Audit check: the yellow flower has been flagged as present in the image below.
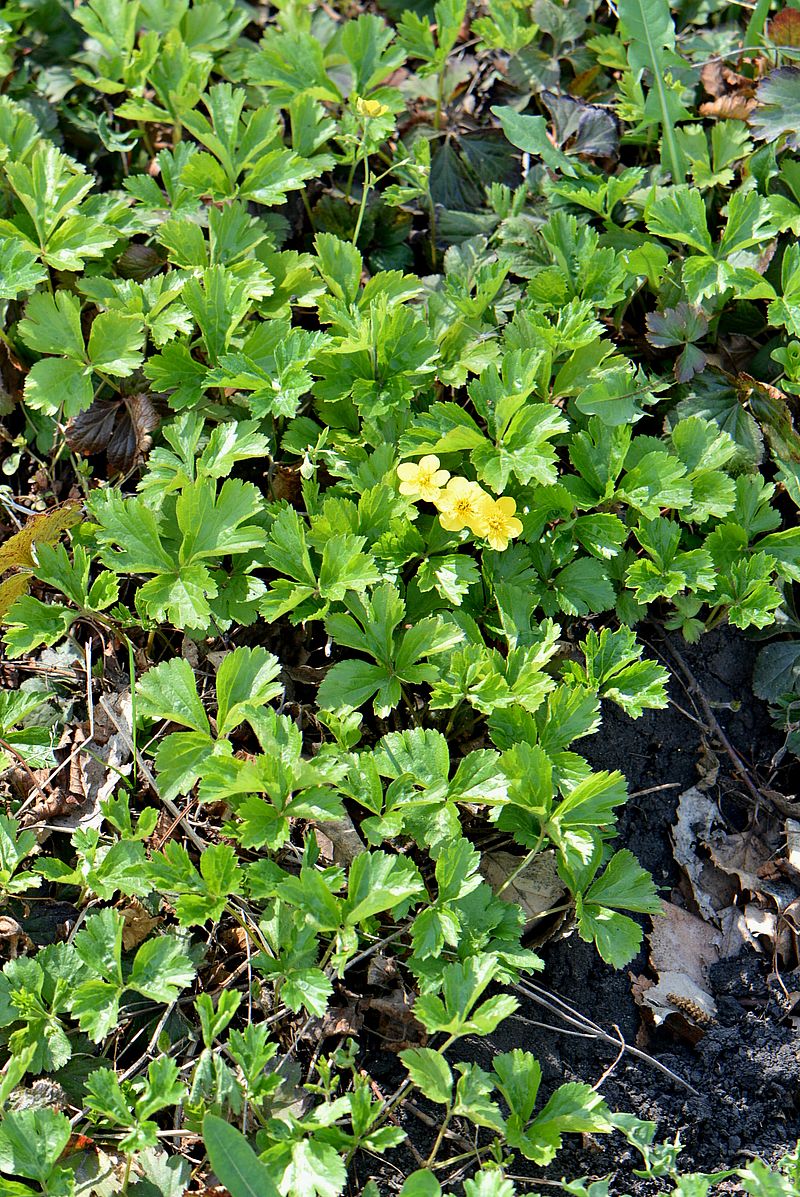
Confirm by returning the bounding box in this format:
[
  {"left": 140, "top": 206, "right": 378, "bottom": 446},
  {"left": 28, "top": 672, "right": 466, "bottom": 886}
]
[
  {"left": 435, "top": 477, "right": 490, "bottom": 534},
  {"left": 397, "top": 455, "right": 450, "bottom": 502},
  {"left": 476, "top": 494, "right": 523, "bottom": 551},
  {"left": 355, "top": 97, "right": 390, "bottom": 119}
]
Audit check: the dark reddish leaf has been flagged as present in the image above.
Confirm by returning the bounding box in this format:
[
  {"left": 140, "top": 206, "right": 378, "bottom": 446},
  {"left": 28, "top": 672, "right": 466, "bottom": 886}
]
[
  {"left": 66, "top": 393, "right": 159, "bottom": 474},
  {"left": 116, "top": 243, "right": 165, "bottom": 280},
  {"left": 769, "top": 8, "right": 800, "bottom": 49}
]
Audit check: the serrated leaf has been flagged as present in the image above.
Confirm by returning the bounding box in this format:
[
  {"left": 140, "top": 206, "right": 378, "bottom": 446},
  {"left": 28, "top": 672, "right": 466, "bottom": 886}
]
[
  {"left": 137, "top": 657, "right": 210, "bottom": 734},
  {"left": 399, "top": 1047, "right": 453, "bottom": 1104}
]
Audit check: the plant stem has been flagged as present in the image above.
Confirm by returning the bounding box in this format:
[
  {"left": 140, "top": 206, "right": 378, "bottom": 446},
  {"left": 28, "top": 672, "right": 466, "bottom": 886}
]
[
  {"left": 121, "top": 1153, "right": 133, "bottom": 1194},
  {"left": 495, "top": 832, "right": 546, "bottom": 896},
  {"left": 425, "top": 1106, "right": 452, "bottom": 1167},
  {"left": 352, "top": 153, "right": 370, "bottom": 245}
]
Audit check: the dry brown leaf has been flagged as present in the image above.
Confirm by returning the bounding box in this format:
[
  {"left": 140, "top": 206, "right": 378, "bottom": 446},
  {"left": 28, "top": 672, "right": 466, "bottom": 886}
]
[
  {"left": 671, "top": 786, "right": 735, "bottom": 920},
  {"left": 121, "top": 900, "right": 162, "bottom": 950},
  {"left": 367, "top": 989, "right": 427, "bottom": 1052},
  {"left": 706, "top": 827, "right": 796, "bottom": 910},
  {"left": 696, "top": 741, "right": 720, "bottom": 790},
  {"left": 700, "top": 94, "right": 758, "bottom": 121},
  {"left": 640, "top": 901, "right": 719, "bottom": 1032},
  {"left": 700, "top": 60, "right": 757, "bottom": 122},
  {"left": 314, "top": 813, "right": 365, "bottom": 866},
  {"left": 643, "top": 971, "right": 718, "bottom": 1031},
  {"left": 0, "top": 915, "right": 30, "bottom": 958},
  {"left": 480, "top": 847, "right": 567, "bottom": 936},
  {"left": 787, "top": 819, "right": 800, "bottom": 875},
  {"left": 648, "top": 900, "right": 720, "bottom": 984}
]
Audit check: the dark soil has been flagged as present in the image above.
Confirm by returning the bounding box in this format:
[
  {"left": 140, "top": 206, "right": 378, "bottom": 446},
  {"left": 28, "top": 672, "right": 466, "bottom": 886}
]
[{"left": 357, "top": 625, "right": 800, "bottom": 1192}]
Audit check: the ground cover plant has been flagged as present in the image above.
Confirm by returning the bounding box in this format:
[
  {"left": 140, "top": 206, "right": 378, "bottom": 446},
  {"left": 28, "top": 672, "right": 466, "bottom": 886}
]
[{"left": 1, "top": 0, "right": 800, "bottom": 1190}]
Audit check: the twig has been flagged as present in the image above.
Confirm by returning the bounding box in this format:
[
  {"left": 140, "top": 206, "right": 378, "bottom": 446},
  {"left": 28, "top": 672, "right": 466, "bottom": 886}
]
[
  {"left": 592, "top": 1023, "right": 626, "bottom": 1091},
  {"left": 514, "top": 980, "right": 700, "bottom": 1096},
  {"left": 627, "top": 782, "right": 683, "bottom": 799}
]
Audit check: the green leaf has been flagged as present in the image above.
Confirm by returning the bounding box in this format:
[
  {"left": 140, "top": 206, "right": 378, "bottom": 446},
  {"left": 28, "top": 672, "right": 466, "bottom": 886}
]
[
  {"left": 520, "top": 1082, "right": 612, "bottom": 1164},
  {"left": 582, "top": 849, "right": 661, "bottom": 914},
  {"left": 492, "top": 106, "right": 577, "bottom": 175},
  {"left": 24, "top": 356, "right": 93, "bottom": 418},
  {"left": 317, "top": 659, "right": 387, "bottom": 712},
  {"left": 751, "top": 67, "right": 800, "bottom": 149},
  {"left": 203, "top": 1114, "right": 281, "bottom": 1197},
  {"left": 18, "top": 290, "right": 86, "bottom": 359},
  {"left": 645, "top": 186, "right": 712, "bottom": 254},
  {"left": 399, "top": 1173, "right": 441, "bottom": 1197},
  {"left": 215, "top": 646, "right": 282, "bottom": 737},
  {"left": 87, "top": 311, "right": 146, "bottom": 376},
  {"left": 128, "top": 935, "right": 196, "bottom": 1003},
  {"left": 577, "top": 849, "right": 661, "bottom": 966},
  {"left": 137, "top": 657, "right": 210, "bottom": 734},
  {"left": 399, "top": 1047, "right": 453, "bottom": 1104},
  {"left": 0, "top": 237, "right": 47, "bottom": 300},
  {"left": 343, "top": 850, "right": 424, "bottom": 924},
  {"left": 617, "top": 0, "right": 688, "bottom": 182},
  {"left": 493, "top": 1049, "right": 541, "bottom": 1125},
  {"left": 577, "top": 905, "right": 644, "bottom": 968},
  {"left": 563, "top": 627, "right": 669, "bottom": 717},
  {"left": 0, "top": 1109, "right": 71, "bottom": 1183},
  {"left": 73, "top": 907, "right": 124, "bottom": 977},
  {"left": 2, "top": 596, "right": 77, "bottom": 659}
]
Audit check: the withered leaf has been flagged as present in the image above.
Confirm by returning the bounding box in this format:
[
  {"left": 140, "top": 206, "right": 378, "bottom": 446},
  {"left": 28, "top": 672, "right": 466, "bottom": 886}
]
[
  {"left": 769, "top": 8, "right": 800, "bottom": 49},
  {"left": 0, "top": 501, "right": 83, "bottom": 575},
  {"left": 66, "top": 393, "right": 158, "bottom": 474},
  {"left": 700, "top": 61, "right": 757, "bottom": 121},
  {"left": 0, "top": 571, "right": 32, "bottom": 619}
]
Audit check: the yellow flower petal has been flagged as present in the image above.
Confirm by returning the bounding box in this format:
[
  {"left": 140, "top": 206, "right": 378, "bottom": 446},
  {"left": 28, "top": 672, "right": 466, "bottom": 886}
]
[
  {"left": 477, "top": 493, "right": 523, "bottom": 551},
  {"left": 397, "top": 458, "right": 450, "bottom": 501},
  {"left": 435, "top": 477, "right": 489, "bottom": 532}
]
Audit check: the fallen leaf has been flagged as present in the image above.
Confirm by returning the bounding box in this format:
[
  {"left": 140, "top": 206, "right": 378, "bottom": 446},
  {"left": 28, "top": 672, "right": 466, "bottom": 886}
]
[
  {"left": 700, "top": 93, "right": 758, "bottom": 121},
  {"left": 120, "top": 900, "right": 162, "bottom": 950},
  {"left": 787, "top": 819, "right": 800, "bottom": 875},
  {"left": 671, "top": 786, "right": 735, "bottom": 920},
  {"left": 643, "top": 971, "right": 718, "bottom": 1034},
  {"left": 706, "top": 827, "right": 796, "bottom": 910},
  {"left": 639, "top": 901, "right": 720, "bottom": 1034},
  {"left": 314, "top": 813, "right": 365, "bottom": 866},
  {"left": 480, "top": 848, "right": 567, "bottom": 937},
  {"left": 700, "top": 61, "right": 757, "bottom": 121}
]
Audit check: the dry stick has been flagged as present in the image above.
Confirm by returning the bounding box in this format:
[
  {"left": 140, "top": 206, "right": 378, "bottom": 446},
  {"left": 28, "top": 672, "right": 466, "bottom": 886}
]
[
  {"left": 514, "top": 980, "right": 700, "bottom": 1097},
  {"left": 99, "top": 695, "right": 207, "bottom": 852},
  {"left": 659, "top": 638, "right": 765, "bottom": 811},
  {"left": 628, "top": 782, "right": 683, "bottom": 799},
  {"left": 592, "top": 1024, "right": 627, "bottom": 1091}
]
